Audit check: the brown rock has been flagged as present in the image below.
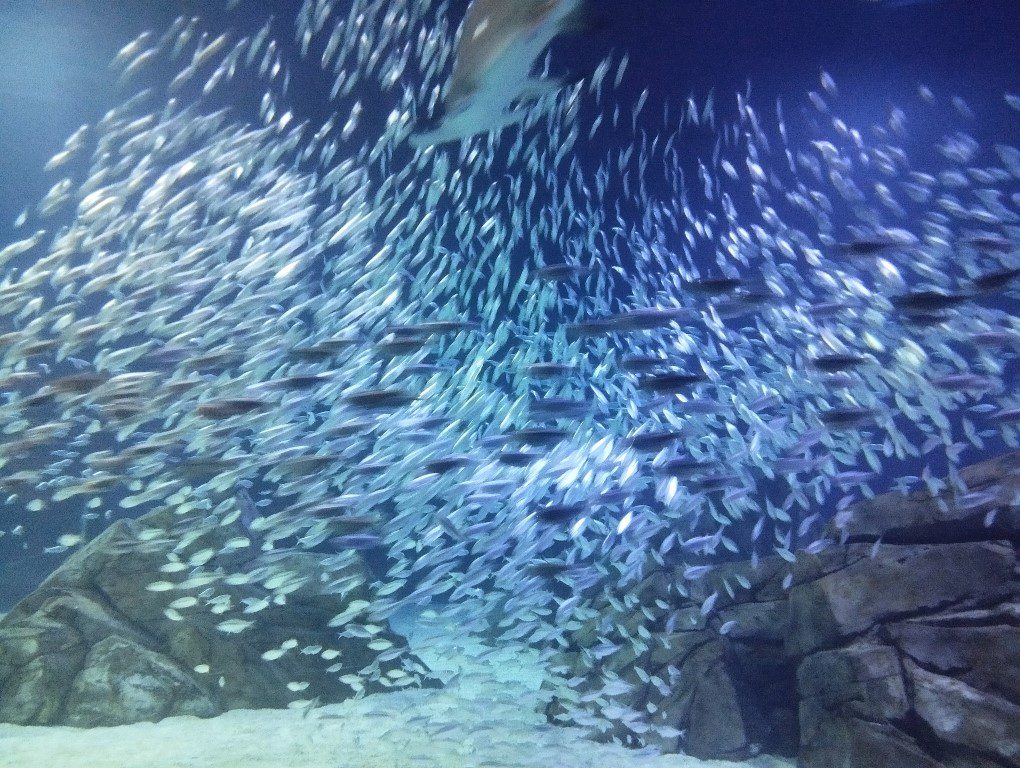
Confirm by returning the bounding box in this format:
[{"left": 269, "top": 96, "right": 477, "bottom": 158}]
[
  {"left": 685, "top": 647, "right": 749, "bottom": 759},
  {"left": 787, "top": 540, "right": 1016, "bottom": 656},
  {"left": 800, "top": 715, "right": 942, "bottom": 768},
  {"left": 889, "top": 610, "right": 1020, "bottom": 703},
  {"left": 830, "top": 450, "right": 1020, "bottom": 544},
  {"left": 0, "top": 506, "right": 437, "bottom": 727},
  {"left": 544, "top": 453, "right": 1020, "bottom": 765},
  {"left": 906, "top": 658, "right": 1020, "bottom": 765},
  {"left": 797, "top": 643, "right": 908, "bottom": 721},
  {"left": 64, "top": 636, "right": 218, "bottom": 727}
]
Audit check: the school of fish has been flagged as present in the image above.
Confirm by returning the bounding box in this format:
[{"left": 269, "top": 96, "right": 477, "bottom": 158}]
[{"left": 0, "top": 0, "right": 1017, "bottom": 750}]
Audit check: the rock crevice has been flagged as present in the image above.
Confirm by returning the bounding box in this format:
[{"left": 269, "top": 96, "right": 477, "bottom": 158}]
[{"left": 547, "top": 451, "right": 1020, "bottom": 766}]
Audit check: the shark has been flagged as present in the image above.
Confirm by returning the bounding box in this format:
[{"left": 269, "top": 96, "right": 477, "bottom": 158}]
[{"left": 410, "top": 0, "right": 586, "bottom": 147}]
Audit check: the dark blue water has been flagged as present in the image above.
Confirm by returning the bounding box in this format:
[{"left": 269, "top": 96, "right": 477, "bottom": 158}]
[
  {"left": 0, "top": 0, "right": 1017, "bottom": 610},
  {"left": 1, "top": 0, "right": 1017, "bottom": 236}
]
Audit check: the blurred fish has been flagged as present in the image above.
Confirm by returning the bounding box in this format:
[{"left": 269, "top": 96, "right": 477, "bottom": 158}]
[
  {"left": 0, "top": 2, "right": 1015, "bottom": 749},
  {"left": 411, "top": 0, "right": 586, "bottom": 145}
]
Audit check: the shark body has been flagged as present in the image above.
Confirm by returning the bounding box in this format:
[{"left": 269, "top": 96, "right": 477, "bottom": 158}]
[{"left": 410, "top": 0, "right": 584, "bottom": 147}]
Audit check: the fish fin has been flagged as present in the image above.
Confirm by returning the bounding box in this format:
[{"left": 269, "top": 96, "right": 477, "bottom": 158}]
[
  {"left": 517, "top": 76, "right": 568, "bottom": 101},
  {"left": 445, "top": 78, "right": 480, "bottom": 111},
  {"left": 490, "top": 108, "right": 532, "bottom": 132},
  {"left": 409, "top": 107, "right": 529, "bottom": 148},
  {"left": 407, "top": 128, "right": 442, "bottom": 150},
  {"left": 408, "top": 110, "right": 446, "bottom": 146}
]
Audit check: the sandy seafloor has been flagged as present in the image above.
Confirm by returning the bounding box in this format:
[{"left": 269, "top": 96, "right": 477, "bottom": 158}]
[{"left": 0, "top": 615, "right": 793, "bottom": 768}]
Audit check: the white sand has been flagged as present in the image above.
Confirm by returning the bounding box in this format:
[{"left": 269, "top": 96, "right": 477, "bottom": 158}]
[{"left": 0, "top": 618, "right": 793, "bottom": 768}]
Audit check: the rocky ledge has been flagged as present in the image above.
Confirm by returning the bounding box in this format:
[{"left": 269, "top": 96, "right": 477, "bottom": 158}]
[
  {"left": 546, "top": 451, "right": 1020, "bottom": 767},
  {"left": 0, "top": 506, "right": 436, "bottom": 727}
]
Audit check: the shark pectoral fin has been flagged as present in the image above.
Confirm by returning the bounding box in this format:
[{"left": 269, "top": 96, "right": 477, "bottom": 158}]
[
  {"left": 446, "top": 80, "right": 479, "bottom": 111},
  {"left": 408, "top": 101, "right": 532, "bottom": 149},
  {"left": 494, "top": 108, "right": 532, "bottom": 131},
  {"left": 518, "top": 77, "right": 567, "bottom": 101},
  {"left": 407, "top": 116, "right": 442, "bottom": 149},
  {"left": 408, "top": 129, "right": 440, "bottom": 150}
]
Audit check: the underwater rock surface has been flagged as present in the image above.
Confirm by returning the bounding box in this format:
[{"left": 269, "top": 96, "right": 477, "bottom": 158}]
[
  {"left": 0, "top": 619, "right": 794, "bottom": 768},
  {"left": 547, "top": 450, "right": 1020, "bottom": 767},
  {"left": 0, "top": 507, "right": 436, "bottom": 727}
]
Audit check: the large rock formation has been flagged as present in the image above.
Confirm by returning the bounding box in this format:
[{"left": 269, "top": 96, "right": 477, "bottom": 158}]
[
  {"left": 0, "top": 506, "right": 437, "bottom": 727},
  {"left": 546, "top": 451, "right": 1020, "bottom": 766}
]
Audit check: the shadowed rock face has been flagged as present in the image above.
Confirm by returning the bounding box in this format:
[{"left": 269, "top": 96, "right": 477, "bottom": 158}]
[
  {"left": 830, "top": 450, "right": 1020, "bottom": 546},
  {"left": 0, "top": 508, "right": 438, "bottom": 727},
  {"left": 546, "top": 451, "right": 1020, "bottom": 767}
]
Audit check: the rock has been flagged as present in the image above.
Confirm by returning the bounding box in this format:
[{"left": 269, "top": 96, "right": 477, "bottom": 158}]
[
  {"left": 786, "top": 540, "right": 1016, "bottom": 656},
  {"left": 64, "top": 636, "right": 218, "bottom": 727},
  {"left": 547, "top": 452, "right": 1020, "bottom": 767},
  {"left": 686, "top": 549, "right": 850, "bottom": 608},
  {"left": 800, "top": 714, "right": 943, "bottom": 768},
  {"left": 0, "top": 506, "right": 438, "bottom": 727},
  {"left": 646, "top": 629, "right": 714, "bottom": 670},
  {"left": 0, "top": 654, "right": 80, "bottom": 725},
  {"left": 798, "top": 643, "right": 908, "bottom": 722},
  {"left": 796, "top": 642, "right": 934, "bottom": 768},
  {"left": 888, "top": 609, "right": 1020, "bottom": 702},
  {"left": 830, "top": 449, "right": 1020, "bottom": 544},
  {"left": 684, "top": 645, "right": 749, "bottom": 759},
  {"left": 717, "top": 599, "right": 788, "bottom": 643},
  {"left": 906, "top": 658, "right": 1020, "bottom": 765}
]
